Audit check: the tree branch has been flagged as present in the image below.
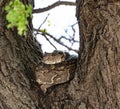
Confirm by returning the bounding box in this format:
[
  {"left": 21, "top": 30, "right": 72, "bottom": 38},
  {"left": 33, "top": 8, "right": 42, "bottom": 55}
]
[
  {"left": 43, "top": 34, "right": 57, "bottom": 50},
  {"left": 33, "top": 1, "right": 77, "bottom": 13},
  {"left": 33, "top": 28, "right": 78, "bottom": 53}
]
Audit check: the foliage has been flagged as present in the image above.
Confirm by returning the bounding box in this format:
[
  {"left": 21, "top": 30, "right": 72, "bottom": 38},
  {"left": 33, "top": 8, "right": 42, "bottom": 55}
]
[
  {"left": 40, "top": 29, "right": 47, "bottom": 34},
  {"left": 5, "top": 0, "right": 32, "bottom": 35},
  {"left": 47, "top": 20, "right": 51, "bottom": 26}
]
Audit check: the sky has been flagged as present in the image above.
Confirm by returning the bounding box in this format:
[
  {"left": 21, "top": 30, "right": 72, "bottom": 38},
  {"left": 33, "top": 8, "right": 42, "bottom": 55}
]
[{"left": 32, "top": 0, "right": 79, "bottom": 55}]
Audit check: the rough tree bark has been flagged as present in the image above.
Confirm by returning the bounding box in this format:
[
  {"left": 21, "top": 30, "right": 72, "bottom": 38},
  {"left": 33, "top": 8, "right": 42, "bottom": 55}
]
[
  {"left": 70, "top": 0, "right": 120, "bottom": 108},
  {"left": 0, "top": 0, "right": 120, "bottom": 109},
  {"left": 0, "top": 0, "right": 42, "bottom": 109}
]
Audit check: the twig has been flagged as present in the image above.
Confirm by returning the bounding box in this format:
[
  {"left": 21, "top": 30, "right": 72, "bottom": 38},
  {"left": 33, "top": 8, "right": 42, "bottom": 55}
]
[
  {"left": 38, "top": 14, "right": 50, "bottom": 30},
  {"left": 43, "top": 34, "right": 57, "bottom": 50},
  {"left": 34, "top": 14, "right": 50, "bottom": 36},
  {"left": 58, "top": 22, "right": 78, "bottom": 45}
]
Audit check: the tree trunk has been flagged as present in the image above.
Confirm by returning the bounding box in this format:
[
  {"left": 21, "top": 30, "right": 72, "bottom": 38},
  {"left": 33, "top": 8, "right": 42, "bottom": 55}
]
[
  {"left": 0, "top": 0, "right": 120, "bottom": 109},
  {"left": 71, "top": 0, "right": 120, "bottom": 108},
  {"left": 0, "top": 0, "right": 42, "bottom": 109}
]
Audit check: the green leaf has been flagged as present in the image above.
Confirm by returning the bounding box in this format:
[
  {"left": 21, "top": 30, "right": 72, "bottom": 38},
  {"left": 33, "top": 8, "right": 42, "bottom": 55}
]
[
  {"left": 5, "top": 0, "right": 32, "bottom": 36},
  {"left": 40, "top": 29, "right": 47, "bottom": 33},
  {"left": 47, "top": 20, "right": 51, "bottom": 26}
]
